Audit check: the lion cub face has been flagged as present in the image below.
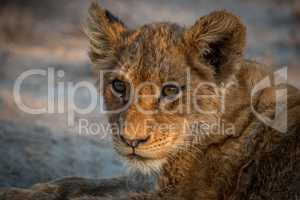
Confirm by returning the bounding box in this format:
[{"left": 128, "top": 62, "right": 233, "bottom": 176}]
[{"left": 86, "top": 3, "right": 246, "bottom": 173}]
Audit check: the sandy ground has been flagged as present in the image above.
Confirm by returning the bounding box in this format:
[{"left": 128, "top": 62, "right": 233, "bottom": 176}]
[{"left": 0, "top": 0, "right": 299, "bottom": 187}]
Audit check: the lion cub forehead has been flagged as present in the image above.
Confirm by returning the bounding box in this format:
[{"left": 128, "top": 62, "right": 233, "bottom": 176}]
[
  {"left": 127, "top": 22, "right": 184, "bottom": 45},
  {"left": 123, "top": 23, "right": 184, "bottom": 56},
  {"left": 117, "top": 23, "right": 187, "bottom": 83}
]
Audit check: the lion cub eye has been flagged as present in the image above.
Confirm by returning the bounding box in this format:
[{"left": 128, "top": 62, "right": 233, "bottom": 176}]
[
  {"left": 161, "top": 83, "right": 182, "bottom": 99},
  {"left": 112, "top": 79, "right": 126, "bottom": 95}
]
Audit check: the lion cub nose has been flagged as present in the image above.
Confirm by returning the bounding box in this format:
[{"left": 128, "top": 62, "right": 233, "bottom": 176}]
[{"left": 120, "top": 135, "right": 150, "bottom": 148}]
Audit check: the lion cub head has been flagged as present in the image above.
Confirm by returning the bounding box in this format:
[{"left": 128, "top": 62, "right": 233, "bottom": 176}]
[{"left": 86, "top": 2, "right": 246, "bottom": 174}]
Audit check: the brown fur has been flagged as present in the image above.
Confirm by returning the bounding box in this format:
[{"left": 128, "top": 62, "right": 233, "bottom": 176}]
[{"left": 1, "top": 2, "right": 300, "bottom": 200}]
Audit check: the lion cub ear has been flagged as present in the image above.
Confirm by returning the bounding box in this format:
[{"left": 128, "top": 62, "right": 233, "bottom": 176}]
[
  {"left": 184, "top": 11, "right": 246, "bottom": 79},
  {"left": 85, "top": 2, "right": 127, "bottom": 64}
]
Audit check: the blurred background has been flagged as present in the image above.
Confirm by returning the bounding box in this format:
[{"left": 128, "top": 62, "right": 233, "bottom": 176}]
[{"left": 0, "top": 0, "right": 299, "bottom": 188}]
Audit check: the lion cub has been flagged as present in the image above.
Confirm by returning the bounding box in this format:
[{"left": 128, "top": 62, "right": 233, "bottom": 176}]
[{"left": 1, "top": 2, "right": 300, "bottom": 200}]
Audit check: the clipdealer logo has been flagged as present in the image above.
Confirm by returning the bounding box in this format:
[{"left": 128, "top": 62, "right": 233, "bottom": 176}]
[{"left": 13, "top": 67, "right": 288, "bottom": 133}]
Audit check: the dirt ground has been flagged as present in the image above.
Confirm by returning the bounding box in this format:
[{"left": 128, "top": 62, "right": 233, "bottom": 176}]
[{"left": 0, "top": 0, "right": 299, "bottom": 187}]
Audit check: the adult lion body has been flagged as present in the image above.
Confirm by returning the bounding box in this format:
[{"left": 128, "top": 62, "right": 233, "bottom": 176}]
[{"left": 1, "top": 2, "right": 300, "bottom": 200}]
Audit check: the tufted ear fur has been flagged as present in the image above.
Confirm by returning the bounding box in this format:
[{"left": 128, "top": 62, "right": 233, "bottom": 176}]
[
  {"left": 85, "top": 2, "right": 127, "bottom": 64},
  {"left": 184, "top": 10, "right": 246, "bottom": 80}
]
